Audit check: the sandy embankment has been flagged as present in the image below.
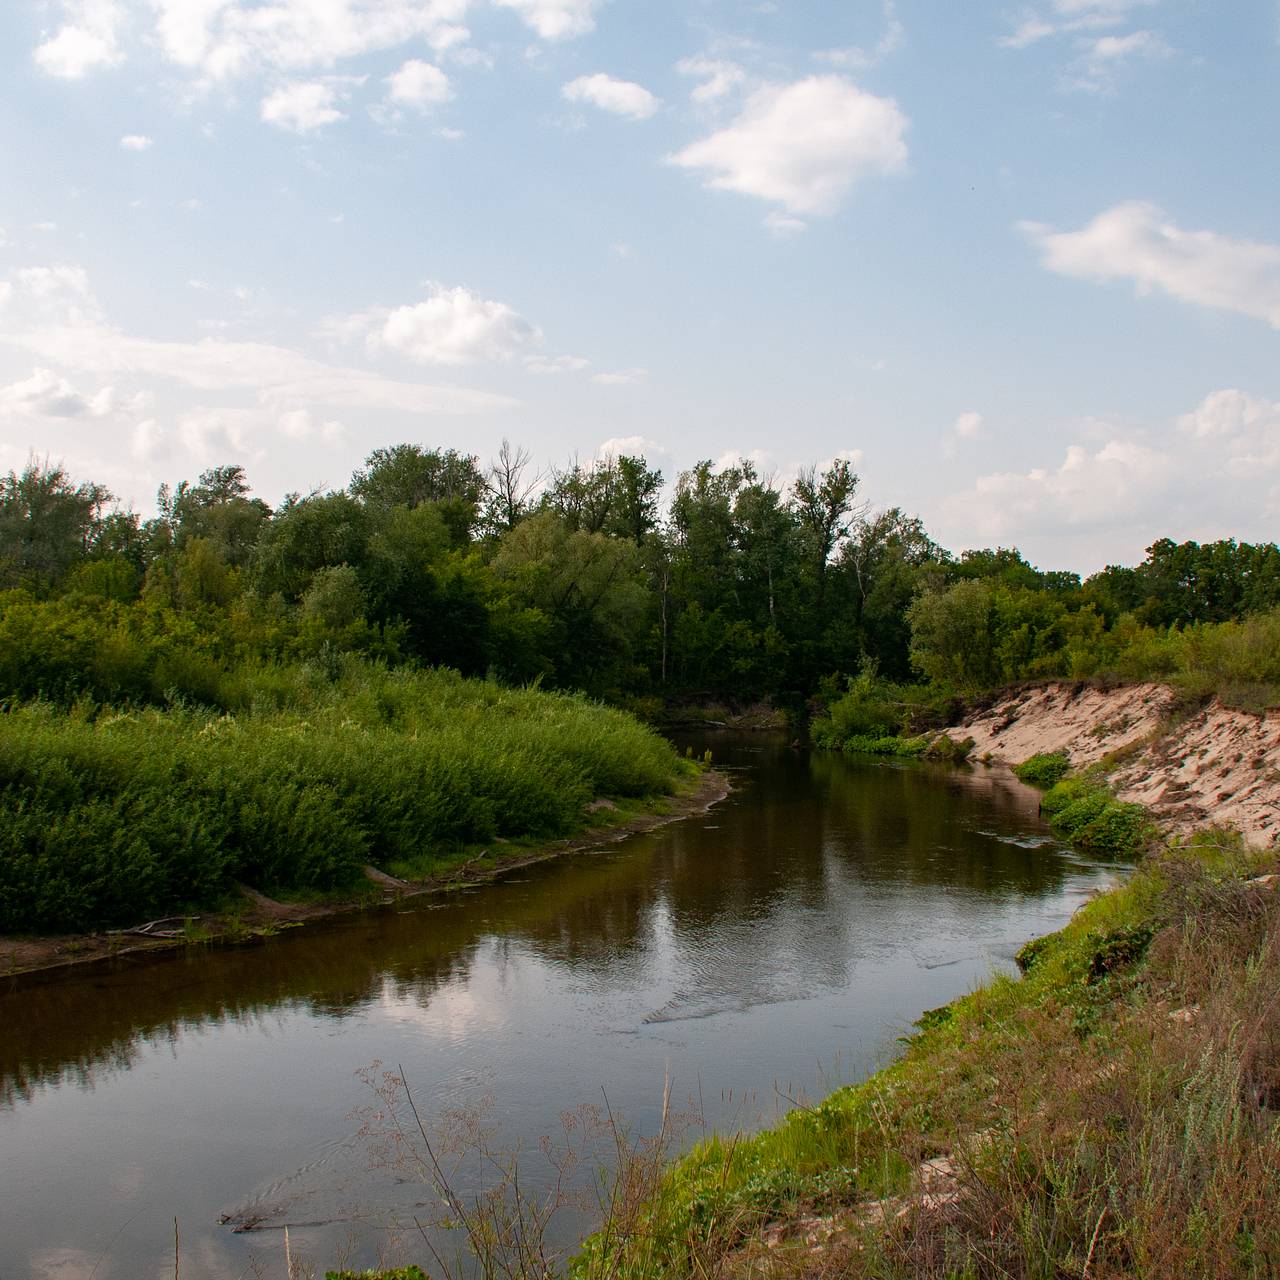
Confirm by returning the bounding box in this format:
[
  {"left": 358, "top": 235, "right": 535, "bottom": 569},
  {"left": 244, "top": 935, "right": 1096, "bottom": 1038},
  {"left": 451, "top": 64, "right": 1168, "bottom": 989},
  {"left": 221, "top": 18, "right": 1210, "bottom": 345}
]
[{"left": 949, "top": 682, "right": 1280, "bottom": 848}]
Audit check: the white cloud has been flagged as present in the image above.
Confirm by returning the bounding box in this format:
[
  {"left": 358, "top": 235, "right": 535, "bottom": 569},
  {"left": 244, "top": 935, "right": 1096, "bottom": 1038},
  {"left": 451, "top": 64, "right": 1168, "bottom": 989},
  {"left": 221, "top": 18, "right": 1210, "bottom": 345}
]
[
  {"left": 940, "top": 387, "right": 1280, "bottom": 567},
  {"left": 330, "top": 283, "right": 541, "bottom": 365},
  {"left": 34, "top": 0, "right": 124, "bottom": 78},
  {"left": 491, "top": 0, "right": 600, "bottom": 39},
  {"left": 1177, "top": 388, "right": 1278, "bottom": 441},
  {"left": 562, "top": 73, "right": 659, "bottom": 120},
  {"left": 1001, "top": 0, "right": 1162, "bottom": 53},
  {"left": 0, "top": 367, "right": 117, "bottom": 418},
  {"left": 151, "top": 0, "right": 473, "bottom": 81},
  {"left": 597, "top": 434, "right": 668, "bottom": 459},
  {"left": 277, "top": 406, "right": 345, "bottom": 443},
  {"left": 119, "top": 133, "right": 153, "bottom": 150},
  {"left": 1000, "top": 18, "right": 1056, "bottom": 49},
  {"left": 592, "top": 367, "right": 647, "bottom": 385},
  {"left": 953, "top": 411, "right": 984, "bottom": 439},
  {"left": 525, "top": 354, "right": 589, "bottom": 374},
  {"left": 261, "top": 81, "right": 346, "bottom": 133},
  {"left": 676, "top": 56, "right": 745, "bottom": 104},
  {"left": 1021, "top": 202, "right": 1280, "bottom": 328},
  {"left": 386, "top": 59, "right": 453, "bottom": 108},
  {"left": 669, "top": 76, "right": 908, "bottom": 219},
  {"left": 1068, "top": 28, "right": 1171, "bottom": 90},
  {"left": 1, "top": 262, "right": 517, "bottom": 418}
]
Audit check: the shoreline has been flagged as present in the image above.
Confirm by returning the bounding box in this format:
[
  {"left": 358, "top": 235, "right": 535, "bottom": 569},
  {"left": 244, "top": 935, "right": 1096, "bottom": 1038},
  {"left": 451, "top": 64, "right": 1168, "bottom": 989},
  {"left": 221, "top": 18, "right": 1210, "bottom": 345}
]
[{"left": 1, "top": 767, "right": 731, "bottom": 983}]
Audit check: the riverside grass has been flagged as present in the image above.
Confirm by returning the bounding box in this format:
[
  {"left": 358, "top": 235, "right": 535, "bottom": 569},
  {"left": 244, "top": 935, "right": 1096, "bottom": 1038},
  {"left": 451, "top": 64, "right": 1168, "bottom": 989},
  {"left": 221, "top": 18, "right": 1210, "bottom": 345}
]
[
  {"left": 0, "top": 660, "right": 692, "bottom": 934},
  {"left": 571, "top": 831, "right": 1280, "bottom": 1280}
]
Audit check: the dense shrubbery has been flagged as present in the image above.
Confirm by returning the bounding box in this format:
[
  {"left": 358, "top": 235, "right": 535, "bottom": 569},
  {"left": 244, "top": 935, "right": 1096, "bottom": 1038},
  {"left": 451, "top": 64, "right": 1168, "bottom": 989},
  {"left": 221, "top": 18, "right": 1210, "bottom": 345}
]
[{"left": 0, "top": 661, "right": 688, "bottom": 933}]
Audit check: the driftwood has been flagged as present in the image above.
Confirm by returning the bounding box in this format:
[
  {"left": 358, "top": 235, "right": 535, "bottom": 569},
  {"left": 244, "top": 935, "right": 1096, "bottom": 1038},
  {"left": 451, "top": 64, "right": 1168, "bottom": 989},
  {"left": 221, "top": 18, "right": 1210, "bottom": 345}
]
[{"left": 106, "top": 916, "right": 193, "bottom": 939}]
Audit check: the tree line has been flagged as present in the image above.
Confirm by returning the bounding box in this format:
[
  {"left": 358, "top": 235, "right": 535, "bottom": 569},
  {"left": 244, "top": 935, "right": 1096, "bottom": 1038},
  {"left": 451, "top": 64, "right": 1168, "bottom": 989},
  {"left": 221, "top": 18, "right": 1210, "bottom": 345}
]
[{"left": 3, "top": 444, "right": 1280, "bottom": 714}]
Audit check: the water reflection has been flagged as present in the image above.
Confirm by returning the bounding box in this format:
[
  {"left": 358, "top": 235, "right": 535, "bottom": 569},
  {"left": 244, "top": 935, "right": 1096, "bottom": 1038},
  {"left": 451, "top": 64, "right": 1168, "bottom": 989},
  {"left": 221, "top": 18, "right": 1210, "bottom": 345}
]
[{"left": 0, "top": 737, "right": 1120, "bottom": 1277}]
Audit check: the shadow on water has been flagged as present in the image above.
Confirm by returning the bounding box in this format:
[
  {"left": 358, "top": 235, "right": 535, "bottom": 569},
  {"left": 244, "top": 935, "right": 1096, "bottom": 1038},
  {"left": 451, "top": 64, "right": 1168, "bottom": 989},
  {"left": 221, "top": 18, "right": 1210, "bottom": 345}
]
[{"left": 0, "top": 734, "right": 1123, "bottom": 1276}]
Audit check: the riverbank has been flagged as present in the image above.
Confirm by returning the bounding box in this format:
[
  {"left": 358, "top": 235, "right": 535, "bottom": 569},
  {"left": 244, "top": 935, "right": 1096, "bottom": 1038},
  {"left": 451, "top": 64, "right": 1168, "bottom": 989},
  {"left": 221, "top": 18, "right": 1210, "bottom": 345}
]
[
  {"left": 1, "top": 766, "right": 730, "bottom": 980},
  {"left": 574, "top": 684, "right": 1280, "bottom": 1278},
  {"left": 947, "top": 681, "right": 1280, "bottom": 846},
  {"left": 585, "top": 825, "right": 1280, "bottom": 1279}
]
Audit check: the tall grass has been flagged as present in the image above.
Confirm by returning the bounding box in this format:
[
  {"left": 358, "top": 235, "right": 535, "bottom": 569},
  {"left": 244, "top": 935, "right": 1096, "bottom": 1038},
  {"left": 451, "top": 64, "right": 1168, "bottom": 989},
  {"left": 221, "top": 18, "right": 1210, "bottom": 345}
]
[{"left": 0, "top": 659, "right": 688, "bottom": 933}]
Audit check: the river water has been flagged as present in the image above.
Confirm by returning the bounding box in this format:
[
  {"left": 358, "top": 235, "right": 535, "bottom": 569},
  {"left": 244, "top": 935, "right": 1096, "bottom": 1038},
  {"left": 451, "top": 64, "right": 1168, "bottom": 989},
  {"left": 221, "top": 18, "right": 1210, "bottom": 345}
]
[{"left": 0, "top": 736, "right": 1122, "bottom": 1279}]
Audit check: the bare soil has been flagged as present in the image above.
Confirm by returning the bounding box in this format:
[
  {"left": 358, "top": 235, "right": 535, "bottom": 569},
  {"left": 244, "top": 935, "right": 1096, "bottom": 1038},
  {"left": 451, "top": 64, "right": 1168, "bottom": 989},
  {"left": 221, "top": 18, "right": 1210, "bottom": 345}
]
[{"left": 950, "top": 682, "right": 1280, "bottom": 847}]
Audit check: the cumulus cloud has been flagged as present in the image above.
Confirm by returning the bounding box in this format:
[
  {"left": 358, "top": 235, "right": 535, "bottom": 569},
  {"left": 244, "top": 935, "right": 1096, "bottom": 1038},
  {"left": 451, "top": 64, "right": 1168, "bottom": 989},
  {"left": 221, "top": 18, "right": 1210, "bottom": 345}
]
[
  {"left": 669, "top": 76, "right": 908, "bottom": 224},
  {"left": 1021, "top": 202, "right": 1280, "bottom": 328},
  {"left": 1, "top": 262, "right": 516, "bottom": 418},
  {"left": 939, "top": 388, "right": 1280, "bottom": 568},
  {"left": 952, "top": 411, "right": 984, "bottom": 439},
  {"left": 119, "top": 133, "right": 153, "bottom": 150},
  {"left": 330, "top": 283, "right": 541, "bottom": 365},
  {"left": 491, "top": 0, "right": 600, "bottom": 39},
  {"left": 562, "top": 73, "right": 659, "bottom": 120},
  {"left": 261, "top": 81, "right": 347, "bottom": 133},
  {"left": 34, "top": 0, "right": 125, "bottom": 77},
  {"left": 596, "top": 434, "right": 668, "bottom": 459},
  {"left": 0, "top": 367, "right": 117, "bottom": 418},
  {"left": 385, "top": 59, "right": 453, "bottom": 109}
]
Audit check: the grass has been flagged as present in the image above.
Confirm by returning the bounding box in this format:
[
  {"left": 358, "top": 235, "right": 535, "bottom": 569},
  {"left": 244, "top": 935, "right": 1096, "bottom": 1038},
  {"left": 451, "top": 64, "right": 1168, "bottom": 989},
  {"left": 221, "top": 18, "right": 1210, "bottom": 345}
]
[
  {"left": 571, "top": 830, "right": 1280, "bottom": 1279},
  {"left": 0, "top": 658, "right": 693, "bottom": 934}
]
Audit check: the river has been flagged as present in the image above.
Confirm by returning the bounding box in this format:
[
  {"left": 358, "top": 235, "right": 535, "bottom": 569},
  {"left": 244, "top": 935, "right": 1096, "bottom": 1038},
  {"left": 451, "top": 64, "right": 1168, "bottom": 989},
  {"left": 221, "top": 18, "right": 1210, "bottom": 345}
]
[{"left": 0, "top": 735, "right": 1123, "bottom": 1278}]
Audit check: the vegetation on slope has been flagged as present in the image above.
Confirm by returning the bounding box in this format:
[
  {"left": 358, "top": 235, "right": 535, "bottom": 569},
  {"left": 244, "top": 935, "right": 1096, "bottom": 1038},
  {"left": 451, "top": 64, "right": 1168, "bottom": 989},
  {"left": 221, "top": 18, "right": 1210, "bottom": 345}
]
[{"left": 0, "top": 660, "right": 690, "bottom": 934}]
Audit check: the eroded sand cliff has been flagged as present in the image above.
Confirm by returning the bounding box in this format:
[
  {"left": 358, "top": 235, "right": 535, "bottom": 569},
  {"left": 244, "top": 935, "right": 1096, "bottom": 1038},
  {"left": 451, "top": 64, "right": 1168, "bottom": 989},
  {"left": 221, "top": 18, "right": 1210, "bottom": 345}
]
[{"left": 950, "top": 682, "right": 1280, "bottom": 847}]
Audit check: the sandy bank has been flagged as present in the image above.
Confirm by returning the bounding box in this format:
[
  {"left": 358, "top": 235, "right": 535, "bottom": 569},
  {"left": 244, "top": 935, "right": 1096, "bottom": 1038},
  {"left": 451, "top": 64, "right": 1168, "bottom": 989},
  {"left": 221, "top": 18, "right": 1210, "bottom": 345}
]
[{"left": 950, "top": 682, "right": 1280, "bottom": 847}]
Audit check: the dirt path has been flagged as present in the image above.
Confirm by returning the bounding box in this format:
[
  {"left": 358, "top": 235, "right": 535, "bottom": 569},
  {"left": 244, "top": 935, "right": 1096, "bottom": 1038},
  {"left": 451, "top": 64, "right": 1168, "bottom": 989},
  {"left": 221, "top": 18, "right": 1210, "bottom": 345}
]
[
  {"left": 1, "top": 769, "right": 731, "bottom": 980},
  {"left": 950, "top": 683, "right": 1280, "bottom": 847}
]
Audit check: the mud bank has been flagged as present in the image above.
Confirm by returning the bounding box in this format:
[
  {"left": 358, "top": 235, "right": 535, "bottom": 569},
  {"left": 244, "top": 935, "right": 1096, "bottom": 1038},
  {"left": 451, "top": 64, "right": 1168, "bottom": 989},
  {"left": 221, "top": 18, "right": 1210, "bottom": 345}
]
[{"left": 950, "top": 682, "right": 1280, "bottom": 846}]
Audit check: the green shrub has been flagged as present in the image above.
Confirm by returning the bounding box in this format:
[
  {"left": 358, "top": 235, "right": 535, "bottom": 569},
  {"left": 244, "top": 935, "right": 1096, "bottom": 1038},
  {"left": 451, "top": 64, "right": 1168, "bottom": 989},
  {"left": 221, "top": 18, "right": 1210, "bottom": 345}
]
[
  {"left": 1040, "top": 777, "right": 1154, "bottom": 858},
  {"left": 1014, "top": 751, "right": 1071, "bottom": 788}
]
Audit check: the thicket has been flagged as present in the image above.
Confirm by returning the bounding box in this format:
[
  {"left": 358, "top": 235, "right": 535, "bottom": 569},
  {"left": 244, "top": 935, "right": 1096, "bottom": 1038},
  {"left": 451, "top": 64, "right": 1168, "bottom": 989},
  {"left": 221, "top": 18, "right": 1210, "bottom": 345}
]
[{"left": 0, "top": 662, "right": 688, "bottom": 933}]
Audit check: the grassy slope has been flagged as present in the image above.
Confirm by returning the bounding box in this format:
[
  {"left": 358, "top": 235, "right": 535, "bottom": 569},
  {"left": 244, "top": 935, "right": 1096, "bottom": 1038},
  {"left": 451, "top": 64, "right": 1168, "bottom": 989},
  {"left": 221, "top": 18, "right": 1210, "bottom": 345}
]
[{"left": 0, "top": 661, "right": 693, "bottom": 934}]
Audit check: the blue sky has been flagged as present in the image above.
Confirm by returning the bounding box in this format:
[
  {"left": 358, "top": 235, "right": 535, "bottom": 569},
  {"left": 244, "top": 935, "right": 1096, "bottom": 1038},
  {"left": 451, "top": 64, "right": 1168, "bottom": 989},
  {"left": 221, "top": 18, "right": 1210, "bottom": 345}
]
[{"left": 2, "top": 0, "right": 1278, "bottom": 570}]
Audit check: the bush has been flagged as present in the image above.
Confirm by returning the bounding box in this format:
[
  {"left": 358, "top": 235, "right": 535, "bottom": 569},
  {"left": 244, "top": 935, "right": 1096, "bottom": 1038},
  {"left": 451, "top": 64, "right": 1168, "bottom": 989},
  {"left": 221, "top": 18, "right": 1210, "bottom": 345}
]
[
  {"left": 1014, "top": 751, "right": 1071, "bottom": 788},
  {"left": 1041, "top": 776, "right": 1154, "bottom": 858}
]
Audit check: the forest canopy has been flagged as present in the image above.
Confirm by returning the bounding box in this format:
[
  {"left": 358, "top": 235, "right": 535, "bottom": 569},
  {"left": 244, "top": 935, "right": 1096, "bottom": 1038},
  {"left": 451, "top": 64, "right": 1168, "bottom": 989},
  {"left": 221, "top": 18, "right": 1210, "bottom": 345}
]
[{"left": 3, "top": 447, "right": 1279, "bottom": 715}]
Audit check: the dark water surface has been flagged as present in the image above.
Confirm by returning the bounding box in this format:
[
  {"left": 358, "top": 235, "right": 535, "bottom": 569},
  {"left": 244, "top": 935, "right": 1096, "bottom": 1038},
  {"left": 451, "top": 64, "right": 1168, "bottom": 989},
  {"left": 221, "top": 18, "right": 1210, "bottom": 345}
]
[{"left": 0, "top": 736, "right": 1122, "bottom": 1278}]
